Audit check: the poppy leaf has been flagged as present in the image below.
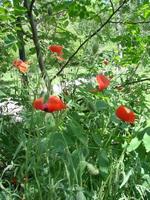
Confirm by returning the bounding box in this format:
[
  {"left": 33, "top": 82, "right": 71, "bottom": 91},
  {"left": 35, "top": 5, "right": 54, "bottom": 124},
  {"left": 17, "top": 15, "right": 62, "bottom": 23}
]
[
  {"left": 76, "top": 191, "right": 86, "bottom": 200},
  {"left": 127, "top": 137, "right": 142, "bottom": 152},
  {"left": 143, "top": 132, "right": 150, "bottom": 152},
  {"left": 67, "top": 119, "right": 88, "bottom": 145}
]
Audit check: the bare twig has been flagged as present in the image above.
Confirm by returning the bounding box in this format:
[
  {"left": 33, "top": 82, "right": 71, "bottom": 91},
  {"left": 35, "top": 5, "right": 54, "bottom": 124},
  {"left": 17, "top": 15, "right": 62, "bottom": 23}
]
[
  {"left": 109, "top": 0, "right": 115, "bottom": 13},
  {"left": 50, "top": 0, "right": 128, "bottom": 82}
]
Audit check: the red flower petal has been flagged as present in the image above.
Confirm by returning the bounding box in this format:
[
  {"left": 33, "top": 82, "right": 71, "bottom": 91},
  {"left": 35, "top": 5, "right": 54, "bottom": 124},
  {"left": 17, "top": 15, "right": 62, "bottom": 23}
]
[
  {"left": 33, "top": 96, "right": 67, "bottom": 113},
  {"left": 48, "top": 45, "right": 63, "bottom": 55},
  {"left": 56, "top": 56, "right": 65, "bottom": 61},
  {"left": 47, "top": 96, "right": 67, "bottom": 112},
  {"left": 13, "top": 59, "right": 28, "bottom": 73},
  {"left": 96, "top": 74, "right": 110, "bottom": 91},
  {"left": 115, "top": 105, "right": 135, "bottom": 124},
  {"left": 33, "top": 98, "right": 45, "bottom": 111}
]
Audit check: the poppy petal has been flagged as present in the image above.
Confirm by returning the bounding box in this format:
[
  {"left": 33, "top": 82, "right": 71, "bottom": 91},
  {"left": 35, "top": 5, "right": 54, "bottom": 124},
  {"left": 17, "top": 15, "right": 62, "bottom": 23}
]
[
  {"left": 116, "top": 105, "right": 135, "bottom": 124},
  {"left": 47, "top": 96, "right": 67, "bottom": 112},
  {"left": 33, "top": 98, "right": 45, "bottom": 110},
  {"left": 48, "top": 45, "right": 63, "bottom": 56},
  {"left": 13, "top": 59, "right": 28, "bottom": 73},
  {"left": 96, "top": 74, "right": 110, "bottom": 91},
  {"left": 56, "top": 56, "right": 65, "bottom": 61}
]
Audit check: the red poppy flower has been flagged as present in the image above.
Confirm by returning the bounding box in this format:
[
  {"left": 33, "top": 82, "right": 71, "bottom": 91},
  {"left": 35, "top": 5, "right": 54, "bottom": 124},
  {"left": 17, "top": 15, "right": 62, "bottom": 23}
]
[
  {"left": 33, "top": 96, "right": 67, "bottom": 113},
  {"left": 48, "top": 45, "right": 63, "bottom": 56},
  {"left": 47, "top": 96, "right": 67, "bottom": 112},
  {"left": 115, "top": 105, "right": 135, "bottom": 124},
  {"left": 13, "top": 59, "right": 28, "bottom": 73},
  {"left": 33, "top": 98, "right": 45, "bottom": 111},
  {"left": 96, "top": 74, "right": 110, "bottom": 91}
]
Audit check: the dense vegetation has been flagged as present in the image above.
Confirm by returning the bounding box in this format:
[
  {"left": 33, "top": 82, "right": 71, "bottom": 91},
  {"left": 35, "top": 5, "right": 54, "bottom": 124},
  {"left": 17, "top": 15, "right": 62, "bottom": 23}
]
[{"left": 0, "top": 0, "right": 150, "bottom": 199}]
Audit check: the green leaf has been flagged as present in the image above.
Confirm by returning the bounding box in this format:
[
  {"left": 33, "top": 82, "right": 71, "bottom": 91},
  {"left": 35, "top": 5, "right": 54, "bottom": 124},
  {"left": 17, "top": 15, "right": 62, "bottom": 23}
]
[
  {"left": 127, "top": 137, "right": 142, "bottom": 152},
  {"left": 143, "top": 132, "right": 150, "bottom": 152},
  {"left": 14, "top": 7, "right": 27, "bottom": 15},
  {"left": 120, "top": 169, "right": 133, "bottom": 188},
  {"left": 92, "top": 42, "right": 99, "bottom": 54},
  {"left": 97, "top": 150, "right": 109, "bottom": 176},
  {"left": 76, "top": 191, "right": 86, "bottom": 200},
  {"left": 4, "top": 34, "right": 17, "bottom": 47},
  {"left": 50, "top": 132, "right": 66, "bottom": 153},
  {"left": 12, "top": 141, "right": 23, "bottom": 160},
  {"left": 95, "top": 100, "right": 108, "bottom": 111},
  {"left": 67, "top": 118, "right": 88, "bottom": 145}
]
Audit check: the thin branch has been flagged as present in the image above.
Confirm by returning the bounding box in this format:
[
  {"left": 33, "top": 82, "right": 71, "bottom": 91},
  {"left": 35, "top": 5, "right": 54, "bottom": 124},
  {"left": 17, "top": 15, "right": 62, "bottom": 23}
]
[
  {"left": 50, "top": 0, "right": 128, "bottom": 82},
  {"left": 109, "top": 20, "right": 150, "bottom": 24},
  {"left": 122, "top": 78, "right": 150, "bottom": 86},
  {"left": 124, "top": 44, "right": 148, "bottom": 85},
  {"left": 29, "top": 0, "right": 35, "bottom": 13},
  {"left": 109, "top": 0, "right": 115, "bottom": 13}
]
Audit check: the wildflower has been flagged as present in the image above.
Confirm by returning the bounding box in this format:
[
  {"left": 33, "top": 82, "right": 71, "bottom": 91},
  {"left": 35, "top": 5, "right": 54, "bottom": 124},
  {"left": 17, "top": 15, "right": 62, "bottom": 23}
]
[
  {"left": 96, "top": 74, "right": 110, "bottom": 91},
  {"left": 115, "top": 105, "right": 135, "bottom": 124},
  {"left": 33, "top": 98, "right": 45, "bottom": 111},
  {"left": 47, "top": 96, "right": 67, "bottom": 112},
  {"left": 13, "top": 59, "right": 28, "bottom": 73},
  {"left": 33, "top": 96, "right": 67, "bottom": 113},
  {"left": 48, "top": 45, "right": 63, "bottom": 55}
]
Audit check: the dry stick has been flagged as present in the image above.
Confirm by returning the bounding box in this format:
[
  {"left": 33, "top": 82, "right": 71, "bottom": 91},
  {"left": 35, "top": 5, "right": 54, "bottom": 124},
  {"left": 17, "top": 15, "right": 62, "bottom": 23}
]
[
  {"left": 50, "top": 0, "right": 128, "bottom": 83},
  {"left": 24, "top": 0, "right": 50, "bottom": 90}
]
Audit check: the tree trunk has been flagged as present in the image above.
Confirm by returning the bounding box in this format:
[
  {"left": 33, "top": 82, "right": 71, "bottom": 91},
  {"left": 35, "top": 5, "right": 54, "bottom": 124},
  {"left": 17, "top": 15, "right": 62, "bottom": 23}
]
[{"left": 24, "top": 0, "right": 51, "bottom": 91}]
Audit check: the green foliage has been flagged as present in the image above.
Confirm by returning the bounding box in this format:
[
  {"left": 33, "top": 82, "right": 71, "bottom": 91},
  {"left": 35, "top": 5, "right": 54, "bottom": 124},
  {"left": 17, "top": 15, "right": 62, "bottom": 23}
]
[{"left": 0, "top": 0, "right": 150, "bottom": 199}]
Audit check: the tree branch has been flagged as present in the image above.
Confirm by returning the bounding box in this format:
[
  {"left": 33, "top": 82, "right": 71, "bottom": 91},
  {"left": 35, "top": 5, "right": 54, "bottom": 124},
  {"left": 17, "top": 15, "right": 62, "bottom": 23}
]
[
  {"left": 24, "top": 0, "right": 50, "bottom": 90},
  {"left": 29, "top": 0, "right": 35, "bottom": 13},
  {"left": 109, "top": 0, "right": 115, "bottom": 13},
  {"left": 109, "top": 20, "right": 150, "bottom": 24},
  {"left": 50, "top": 0, "right": 128, "bottom": 82},
  {"left": 122, "top": 78, "right": 150, "bottom": 86}
]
